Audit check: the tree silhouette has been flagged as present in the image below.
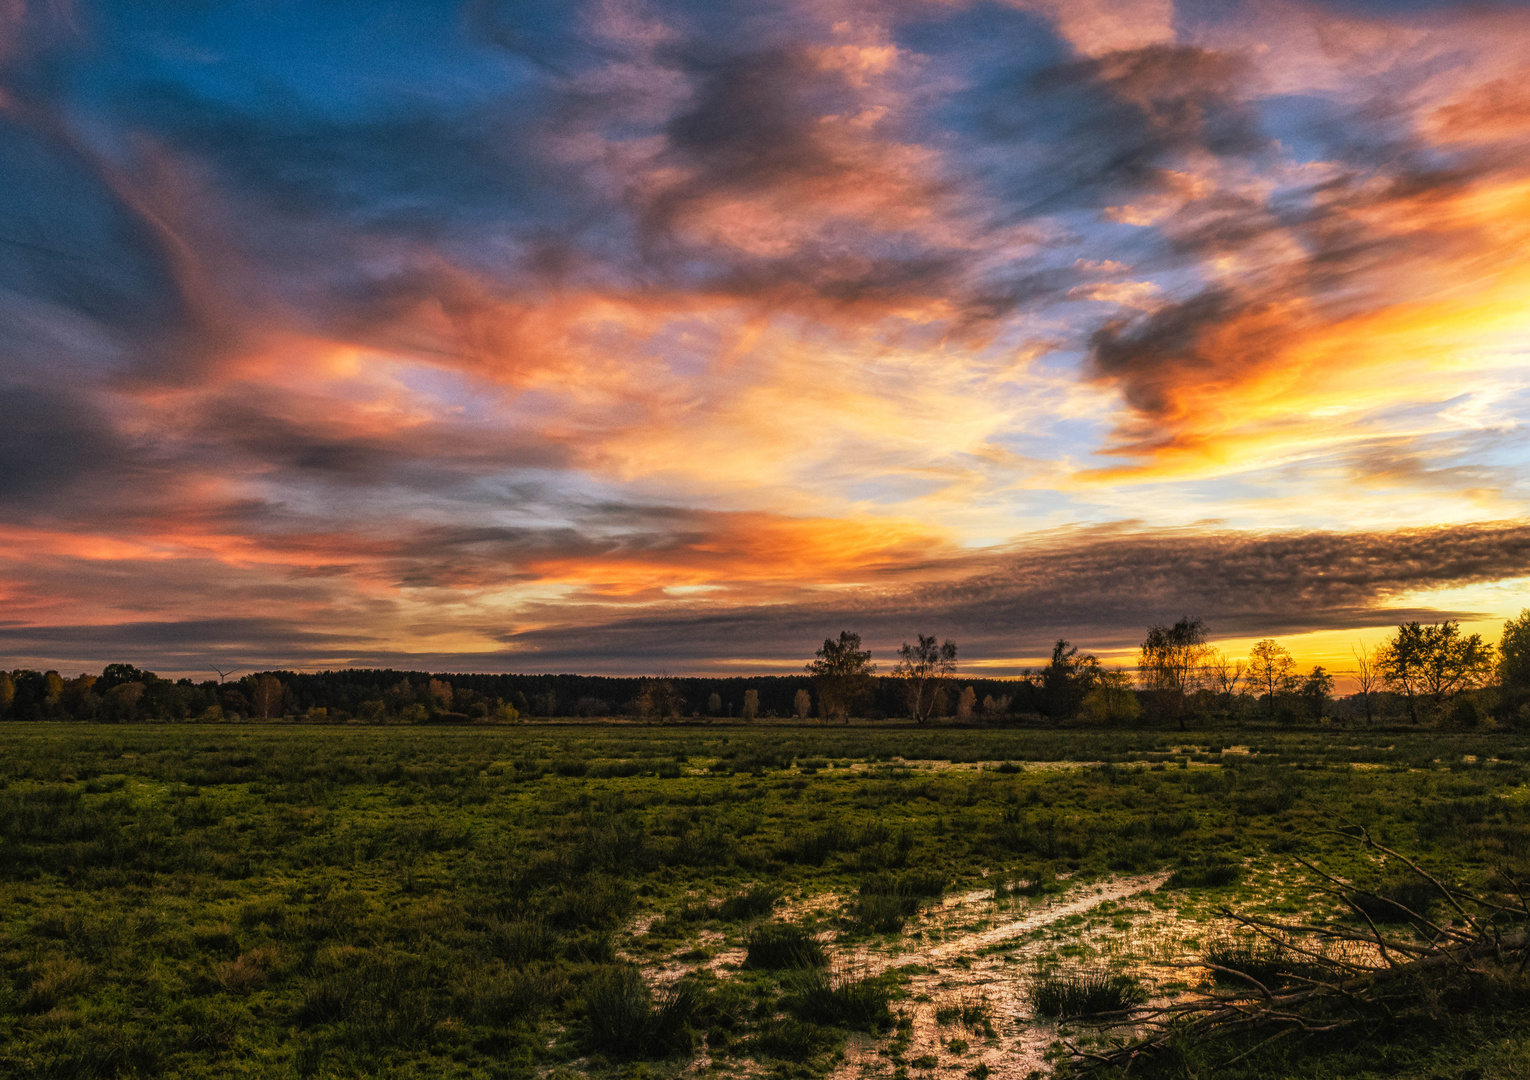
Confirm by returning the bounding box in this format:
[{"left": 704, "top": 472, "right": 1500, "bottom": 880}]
[
  {"left": 806, "top": 630, "right": 876, "bottom": 722},
  {"left": 1352, "top": 642, "right": 1380, "bottom": 724},
  {"left": 1139, "top": 617, "right": 1210, "bottom": 728},
  {"left": 893, "top": 634, "right": 957, "bottom": 724},
  {"left": 1247, "top": 639, "right": 1295, "bottom": 719}
]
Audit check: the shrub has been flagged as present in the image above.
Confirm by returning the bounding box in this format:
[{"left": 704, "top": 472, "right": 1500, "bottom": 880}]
[
  {"left": 744, "top": 922, "right": 827, "bottom": 969},
  {"left": 1031, "top": 972, "right": 1146, "bottom": 1018}
]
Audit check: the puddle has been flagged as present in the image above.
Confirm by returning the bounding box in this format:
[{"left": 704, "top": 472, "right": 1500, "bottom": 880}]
[
  {"left": 828, "top": 872, "right": 1173, "bottom": 1079},
  {"left": 634, "top": 872, "right": 1188, "bottom": 1078}
]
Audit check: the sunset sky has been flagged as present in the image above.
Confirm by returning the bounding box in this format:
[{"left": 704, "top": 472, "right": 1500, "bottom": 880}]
[{"left": 3, "top": 0, "right": 1529, "bottom": 680}]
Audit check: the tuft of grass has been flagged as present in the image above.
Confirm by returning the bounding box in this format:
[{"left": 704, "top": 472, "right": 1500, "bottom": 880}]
[
  {"left": 25, "top": 956, "right": 92, "bottom": 1011},
  {"left": 489, "top": 917, "right": 555, "bottom": 964},
  {"left": 745, "top": 1017, "right": 839, "bottom": 1059},
  {"left": 1202, "top": 940, "right": 1305, "bottom": 991},
  {"left": 1165, "top": 860, "right": 1241, "bottom": 889},
  {"left": 935, "top": 990, "right": 992, "bottom": 1031},
  {"left": 779, "top": 825, "right": 848, "bottom": 866},
  {"left": 580, "top": 965, "right": 700, "bottom": 1058},
  {"left": 851, "top": 870, "right": 948, "bottom": 932},
  {"left": 718, "top": 883, "right": 782, "bottom": 921},
  {"left": 215, "top": 948, "right": 276, "bottom": 994},
  {"left": 1031, "top": 972, "right": 1146, "bottom": 1018},
  {"left": 580, "top": 964, "right": 652, "bottom": 1055},
  {"left": 1348, "top": 876, "right": 1438, "bottom": 924},
  {"left": 850, "top": 892, "right": 909, "bottom": 933},
  {"left": 744, "top": 922, "right": 827, "bottom": 969},
  {"left": 957, "top": 990, "right": 991, "bottom": 1029},
  {"left": 784, "top": 967, "right": 894, "bottom": 1030}
]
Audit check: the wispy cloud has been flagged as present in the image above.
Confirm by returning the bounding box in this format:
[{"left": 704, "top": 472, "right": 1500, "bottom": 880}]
[{"left": 1, "top": 0, "right": 1528, "bottom": 675}]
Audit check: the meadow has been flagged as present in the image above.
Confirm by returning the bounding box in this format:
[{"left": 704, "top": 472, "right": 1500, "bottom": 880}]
[{"left": 2, "top": 722, "right": 1528, "bottom": 1080}]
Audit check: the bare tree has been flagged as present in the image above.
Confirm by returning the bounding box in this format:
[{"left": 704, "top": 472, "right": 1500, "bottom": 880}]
[
  {"left": 893, "top": 634, "right": 957, "bottom": 724},
  {"left": 1352, "top": 641, "right": 1380, "bottom": 724},
  {"left": 1207, "top": 651, "right": 1245, "bottom": 716},
  {"left": 956, "top": 685, "right": 976, "bottom": 721},
  {"left": 793, "top": 687, "right": 812, "bottom": 720},
  {"left": 741, "top": 689, "right": 759, "bottom": 721}
]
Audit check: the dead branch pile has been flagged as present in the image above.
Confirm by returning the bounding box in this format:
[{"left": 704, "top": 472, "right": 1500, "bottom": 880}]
[{"left": 1062, "top": 828, "right": 1530, "bottom": 1075}]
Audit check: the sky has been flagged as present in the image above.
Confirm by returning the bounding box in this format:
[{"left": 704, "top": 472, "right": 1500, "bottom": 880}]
[{"left": 2, "top": 0, "right": 1530, "bottom": 681}]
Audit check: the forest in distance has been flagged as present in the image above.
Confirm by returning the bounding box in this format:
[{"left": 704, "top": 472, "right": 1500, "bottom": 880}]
[{"left": 4, "top": 611, "right": 1529, "bottom": 730}]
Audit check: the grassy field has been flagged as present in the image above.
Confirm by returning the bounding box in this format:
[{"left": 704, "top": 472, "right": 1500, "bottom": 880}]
[{"left": 1, "top": 722, "right": 1528, "bottom": 1079}]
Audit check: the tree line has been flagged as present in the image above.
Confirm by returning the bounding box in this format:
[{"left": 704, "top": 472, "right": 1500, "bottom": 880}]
[
  {"left": 0, "top": 660, "right": 1040, "bottom": 725},
  {"left": 2, "top": 611, "right": 1527, "bottom": 727}
]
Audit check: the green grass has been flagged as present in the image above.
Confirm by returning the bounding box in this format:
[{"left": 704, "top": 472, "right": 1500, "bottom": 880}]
[
  {"left": 743, "top": 922, "right": 826, "bottom": 969},
  {"left": 0, "top": 722, "right": 1528, "bottom": 1077}
]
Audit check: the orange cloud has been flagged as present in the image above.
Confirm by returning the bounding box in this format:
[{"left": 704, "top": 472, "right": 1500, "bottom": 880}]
[{"left": 1428, "top": 74, "right": 1530, "bottom": 143}]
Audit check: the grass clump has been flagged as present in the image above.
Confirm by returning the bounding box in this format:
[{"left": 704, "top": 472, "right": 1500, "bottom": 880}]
[
  {"left": 936, "top": 990, "right": 994, "bottom": 1037},
  {"left": 784, "top": 967, "right": 894, "bottom": 1030},
  {"left": 718, "top": 883, "right": 782, "bottom": 920},
  {"left": 745, "top": 1017, "right": 839, "bottom": 1059},
  {"left": 580, "top": 965, "right": 700, "bottom": 1058},
  {"left": 1202, "top": 940, "right": 1303, "bottom": 991},
  {"left": 1165, "top": 859, "right": 1241, "bottom": 889},
  {"left": 851, "top": 870, "right": 947, "bottom": 932},
  {"left": 744, "top": 922, "right": 827, "bottom": 969},
  {"left": 1348, "top": 876, "right": 1438, "bottom": 924},
  {"left": 1032, "top": 972, "right": 1146, "bottom": 1018}
]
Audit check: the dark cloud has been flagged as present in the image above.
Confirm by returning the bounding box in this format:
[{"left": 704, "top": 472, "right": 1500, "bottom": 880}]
[
  {"left": 978, "top": 44, "right": 1267, "bottom": 215},
  {"left": 660, "top": 48, "right": 845, "bottom": 193},
  {"left": 9, "top": 521, "right": 1520, "bottom": 676},
  {"left": 488, "top": 522, "right": 1530, "bottom": 671},
  {"left": 0, "top": 117, "right": 189, "bottom": 338},
  {"left": 0, "top": 386, "right": 118, "bottom": 500},
  {"left": 191, "top": 399, "right": 575, "bottom": 487},
  {"left": 0, "top": 379, "right": 161, "bottom": 520},
  {"left": 0, "top": 618, "right": 371, "bottom": 674}
]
